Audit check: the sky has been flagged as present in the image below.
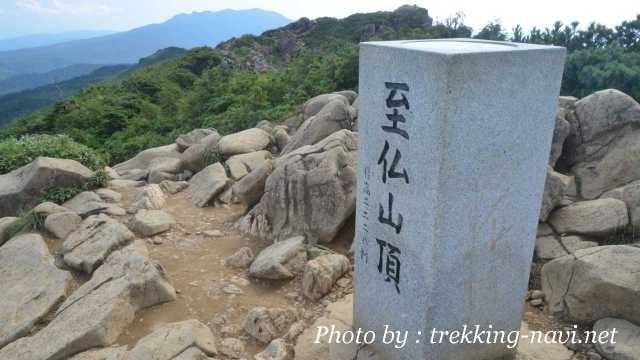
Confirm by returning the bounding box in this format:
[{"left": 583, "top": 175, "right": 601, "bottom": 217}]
[{"left": 0, "top": 0, "right": 638, "bottom": 39}]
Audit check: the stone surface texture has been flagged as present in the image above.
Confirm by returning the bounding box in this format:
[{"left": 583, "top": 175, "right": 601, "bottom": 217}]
[
  {"left": 188, "top": 162, "right": 230, "bottom": 207},
  {"left": 249, "top": 236, "right": 308, "bottom": 279},
  {"left": 218, "top": 128, "right": 271, "bottom": 156}
]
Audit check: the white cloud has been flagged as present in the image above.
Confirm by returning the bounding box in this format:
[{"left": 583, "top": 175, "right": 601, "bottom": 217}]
[{"left": 16, "top": 0, "right": 112, "bottom": 16}]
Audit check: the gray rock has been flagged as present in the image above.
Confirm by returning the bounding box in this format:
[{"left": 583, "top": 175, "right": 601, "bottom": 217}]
[
  {"left": 0, "top": 234, "right": 71, "bottom": 348},
  {"left": 576, "top": 89, "right": 640, "bottom": 144},
  {"left": 188, "top": 163, "right": 231, "bottom": 207},
  {"left": 0, "top": 216, "right": 18, "bottom": 246},
  {"left": 244, "top": 307, "right": 297, "bottom": 343},
  {"left": 540, "top": 167, "right": 570, "bottom": 222},
  {"left": 63, "top": 214, "right": 134, "bottom": 273},
  {"left": 33, "top": 201, "right": 69, "bottom": 217},
  {"left": 63, "top": 191, "right": 126, "bottom": 217},
  {"left": 113, "top": 143, "right": 182, "bottom": 172},
  {"left": 133, "top": 184, "right": 166, "bottom": 211},
  {"left": 232, "top": 160, "right": 273, "bottom": 208},
  {"left": 273, "top": 126, "right": 290, "bottom": 152},
  {"left": 148, "top": 157, "right": 184, "bottom": 184},
  {"left": 548, "top": 198, "right": 628, "bottom": 237},
  {"left": 283, "top": 114, "right": 303, "bottom": 133},
  {"left": 129, "top": 209, "right": 175, "bottom": 237},
  {"left": 104, "top": 166, "right": 120, "bottom": 180},
  {"left": 516, "top": 322, "right": 575, "bottom": 360},
  {"left": 535, "top": 235, "right": 598, "bottom": 261},
  {"left": 302, "top": 93, "right": 350, "bottom": 120},
  {"left": 255, "top": 339, "right": 293, "bottom": 360},
  {"left": 176, "top": 128, "right": 218, "bottom": 151},
  {"left": 68, "top": 346, "right": 128, "bottom": 360},
  {"left": 219, "top": 337, "right": 245, "bottom": 359},
  {"left": 224, "top": 247, "right": 254, "bottom": 268},
  {"left": 127, "top": 319, "right": 217, "bottom": 360},
  {"left": 0, "top": 157, "right": 93, "bottom": 217},
  {"left": 593, "top": 318, "right": 640, "bottom": 360},
  {"left": 549, "top": 109, "right": 571, "bottom": 166},
  {"left": 601, "top": 181, "right": 640, "bottom": 228},
  {"left": 333, "top": 90, "right": 358, "bottom": 104},
  {"left": 218, "top": 128, "right": 271, "bottom": 156},
  {"left": 282, "top": 99, "right": 354, "bottom": 155},
  {"left": 160, "top": 180, "right": 189, "bottom": 194},
  {"left": 542, "top": 245, "right": 640, "bottom": 324},
  {"left": 95, "top": 188, "right": 122, "bottom": 203},
  {"left": 181, "top": 132, "right": 222, "bottom": 173},
  {"left": 256, "top": 120, "right": 275, "bottom": 133},
  {"left": 537, "top": 223, "right": 555, "bottom": 237},
  {"left": 239, "top": 130, "right": 357, "bottom": 243},
  {"left": 226, "top": 150, "right": 272, "bottom": 181},
  {"left": 119, "top": 168, "right": 148, "bottom": 181},
  {"left": 302, "top": 254, "right": 350, "bottom": 300},
  {"left": 249, "top": 236, "right": 307, "bottom": 280},
  {"left": 108, "top": 179, "right": 145, "bottom": 189},
  {"left": 561, "top": 235, "right": 599, "bottom": 253},
  {"left": 45, "top": 211, "right": 82, "bottom": 239}
]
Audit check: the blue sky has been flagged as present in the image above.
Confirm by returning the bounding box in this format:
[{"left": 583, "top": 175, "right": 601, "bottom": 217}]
[{"left": 0, "top": 0, "right": 637, "bottom": 39}]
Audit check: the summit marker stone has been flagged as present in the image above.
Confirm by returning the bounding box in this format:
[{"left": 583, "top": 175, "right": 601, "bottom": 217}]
[{"left": 354, "top": 39, "right": 565, "bottom": 360}]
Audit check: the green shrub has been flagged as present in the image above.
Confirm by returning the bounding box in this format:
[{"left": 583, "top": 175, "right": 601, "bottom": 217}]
[
  {"left": 5, "top": 210, "right": 46, "bottom": 239},
  {"left": 40, "top": 186, "right": 84, "bottom": 204},
  {"left": 0, "top": 134, "right": 105, "bottom": 174}
]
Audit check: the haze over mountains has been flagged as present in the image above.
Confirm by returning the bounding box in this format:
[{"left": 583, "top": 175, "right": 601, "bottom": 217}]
[
  {"left": 0, "top": 31, "right": 116, "bottom": 51},
  {"left": 0, "top": 9, "right": 290, "bottom": 83}
]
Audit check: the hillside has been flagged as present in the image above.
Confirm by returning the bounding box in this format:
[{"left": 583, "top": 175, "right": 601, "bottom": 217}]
[
  {"left": 0, "top": 64, "right": 106, "bottom": 96},
  {"left": 0, "top": 48, "right": 187, "bottom": 128},
  {"left": 0, "top": 31, "right": 115, "bottom": 52},
  {"left": 0, "top": 9, "right": 290, "bottom": 84}
]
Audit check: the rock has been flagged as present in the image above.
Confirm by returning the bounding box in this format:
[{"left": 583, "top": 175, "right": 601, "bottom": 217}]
[
  {"left": 216, "top": 187, "right": 234, "bottom": 206},
  {"left": 283, "top": 114, "right": 303, "bottom": 133},
  {"left": 256, "top": 120, "right": 275, "bottom": 133},
  {"left": 220, "top": 338, "right": 245, "bottom": 359},
  {"left": 63, "top": 214, "right": 135, "bottom": 273},
  {"left": 226, "top": 150, "right": 272, "bottom": 181},
  {"left": 302, "top": 254, "right": 350, "bottom": 300},
  {"left": 126, "top": 319, "right": 217, "bottom": 360},
  {"left": 326, "top": 294, "right": 354, "bottom": 326},
  {"left": 0, "top": 216, "right": 18, "bottom": 246},
  {"left": 537, "top": 223, "right": 555, "bottom": 237},
  {"left": 33, "top": 201, "right": 69, "bottom": 217},
  {"left": 282, "top": 99, "right": 354, "bottom": 154},
  {"left": 218, "top": 128, "right": 271, "bottom": 156},
  {"left": 516, "top": 322, "right": 574, "bottom": 360},
  {"left": 333, "top": 90, "right": 358, "bottom": 104},
  {"left": 119, "top": 168, "right": 149, "bottom": 181},
  {"left": 0, "top": 234, "right": 71, "bottom": 348},
  {"left": 113, "top": 143, "right": 182, "bottom": 172},
  {"left": 148, "top": 157, "right": 184, "bottom": 184},
  {"left": 232, "top": 160, "right": 273, "bottom": 208},
  {"left": 540, "top": 167, "right": 570, "bottom": 222},
  {"left": 549, "top": 109, "right": 571, "bottom": 166},
  {"left": 548, "top": 198, "right": 628, "bottom": 237},
  {"left": 129, "top": 209, "right": 175, "bottom": 237},
  {"left": 273, "top": 126, "right": 290, "bottom": 151},
  {"left": 244, "top": 307, "right": 297, "bottom": 343},
  {"left": 0, "top": 240, "right": 176, "bottom": 360},
  {"left": 561, "top": 235, "right": 599, "bottom": 253},
  {"left": 542, "top": 245, "right": 640, "bottom": 324},
  {"left": 181, "top": 132, "right": 222, "bottom": 172},
  {"left": 223, "top": 283, "right": 244, "bottom": 295},
  {"left": 255, "top": 339, "right": 293, "bottom": 360},
  {"left": 294, "top": 316, "right": 349, "bottom": 360},
  {"left": 593, "top": 318, "right": 640, "bottom": 360},
  {"left": 188, "top": 163, "right": 231, "bottom": 207},
  {"left": 95, "top": 188, "right": 122, "bottom": 203},
  {"left": 160, "top": 180, "right": 189, "bottom": 194},
  {"left": 601, "top": 180, "right": 640, "bottom": 227},
  {"left": 204, "top": 229, "right": 223, "bottom": 237},
  {"left": 104, "top": 166, "right": 120, "bottom": 179},
  {"left": 108, "top": 179, "right": 145, "bottom": 189},
  {"left": 133, "top": 184, "right": 166, "bottom": 210},
  {"left": 535, "top": 235, "right": 598, "bottom": 261},
  {"left": 576, "top": 89, "right": 640, "bottom": 144},
  {"left": 239, "top": 130, "right": 357, "bottom": 243},
  {"left": 249, "top": 236, "right": 307, "bottom": 280},
  {"left": 63, "top": 191, "right": 126, "bottom": 217},
  {"left": 176, "top": 128, "right": 218, "bottom": 151},
  {"left": 224, "top": 247, "right": 254, "bottom": 268},
  {"left": 0, "top": 157, "right": 93, "bottom": 217},
  {"left": 68, "top": 346, "right": 128, "bottom": 360},
  {"left": 45, "top": 211, "right": 82, "bottom": 239},
  {"left": 302, "top": 93, "right": 350, "bottom": 120}
]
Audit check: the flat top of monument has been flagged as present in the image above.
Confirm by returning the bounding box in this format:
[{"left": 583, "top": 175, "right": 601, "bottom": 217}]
[{"left": 361, "top": 38, "right": 564, "bottom": 55}]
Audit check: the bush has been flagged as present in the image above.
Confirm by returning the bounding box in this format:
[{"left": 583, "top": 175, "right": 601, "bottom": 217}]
[
  {"left": 40, "top": 186, "right": 84, "bottom": 204},
  {"left": 5, "top": 209, "right": 46, "bottom": 239},
  {"left": 0, "top": 134, "right": 105, "bottom": 174}
]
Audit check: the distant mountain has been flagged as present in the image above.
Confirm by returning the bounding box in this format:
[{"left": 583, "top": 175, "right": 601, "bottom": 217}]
[
  {"left": 0, "top": 47, "right": 187, "bottom": 128},
  {"left": 0, "top": 9, "right": 290, "bottom": 81},
  {"left": 0, "top": 31, "right": 116, "bottom": 51},
  {"left": 0, "top": 64, "right": 105, "bottom": 96}
]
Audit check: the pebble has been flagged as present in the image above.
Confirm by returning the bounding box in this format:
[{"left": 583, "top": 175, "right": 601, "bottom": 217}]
[{"left": 223, "top": 284, "right": 244, "bottom": 295}]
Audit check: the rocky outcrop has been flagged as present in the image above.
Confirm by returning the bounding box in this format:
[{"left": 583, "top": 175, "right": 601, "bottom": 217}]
[
  {"left": 62, "top": 214, "right": 134, "bottom": 273},
  {"left": 63, "top": 191, "right": 126, "bottom": 217},
  {"left": 218, "top": 128, "right": 271, "bottom": 156},
  {"left": 239, "top": 130, "right": 357, "bottom": 243},
  {"left": 129, "top": 209, "right": 175, "bottom": 237},
  {"left": 593, "top": 318, "right": 640, "bottom": 360},
  {"left": 95, "top": 188, "right": 122, "bottom": 203},
  {"left": 0, "top": 234, "right": 71, "bottom": 348},
  {"left": 232, "top": 160, "right": 273, "bottom": 208},
  {"left": 0, "top": 157, "right": 93, "bottom": 217},
  {"left": 547, "top": 198, "right": 628, "bottom": 237},
  {"left": 302, "top": 254, "right": 350, "bottom": 300},
  {"left": 226, "top": 150, "right": 272, "bottom": 181},
  {"left": 113, "top": 144, "right": 182, "bottom": 172},
  {"left": 549, "top": 101, "right": 572, "bottom": 166},
  {"left": 188, "top": 163, "right": 231, "bottom": 207},
  {"left": 181, "top": 132, "right": 222, "bottom": 172},
  {"left": 534, "top": 235, "right": 598, "bottom": 261},
  {"left": 44, "top": 211, "right": 82, "bottom": 239},
  {"left": 601, "top": 180, "right": 640, "bottom": 227},
  {"left": 176, "top": 128, "right": 218, "bottom": 151},
  {"left": 0, "top": 240, "right": 175, "bottom": 360},
  {"left": 133, "top": 184, "right": 166, "bottom": 211},
  {"left": 249, "top": 236, "right": 307, "bottom": 280},
  {"left": 540, "top": 167, "right": 569, "bottom": 222},
  {"left": 542, "top": 245, "right": 640, "bottom": 324},
  {"left": 126, "top": 320, "right": 217, "bottom": 360},
  {"left": 148, "top": 157, "right": 184, "bottom": 184},
  {"left": 302, "top": 93, "right": 350, "bottom": 120}
]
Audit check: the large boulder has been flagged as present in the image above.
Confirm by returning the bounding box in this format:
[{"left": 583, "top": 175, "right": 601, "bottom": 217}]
[
  {"left": 282, "top": 99, "right": 355, "bottom": 155},
  {"left": 218, "top": 128, "right": 271, "bottom": 157},
  {"left": 129, "top": 209, "right": 175, "bottom": 237},
  {"left": 68, "top": 346, "right": 128, "bottom": 360},
  {"left": 548, "top": 198, "right": 628, "bottom": 237},
  {"left": 564, "top": 90, "right": 640, "bottom": 199},
  {"left": 593, "top": 318, "right": 640, "bottom": 360},
  {"left": 0, "top": 240, "right": 175, "bottom": 360},
  {"left": 302, "top": 93, "right": 350, "bottom": 120},
  {"left": 44, "top": 211, "right": 82, "bottom": 239},
  {"left": 249, "top": 236, "right": 307, "bottom": 280},
  {"left": 181, "top": 132, "right": 222, "bottom": 172},
  {"left": 601, "top": 180, "right": 640, "bottom": 228},
  {"left": 176, "top": 128, "right": 218, "bottom": 151},
  {"left": 188, "top": 163, "right": 231, "bottom": 207},
  {"left": 0, "top": 216, "right": 18, "bottom": 246},
  {"left": 232, "top": 160, "right": 274, "bottom": 208},
  {"left": 226, "top": 150, "right": 272, "bottom": 181},
  {"left": 302, "top": 254, "right": 350, "bottom": 300},
  {"left": 549, "top": 108, "right": 571, "bottom": 167},
  {"left": 0, "top": 157, "right": 93, "bottom": 217},
  {"left": 0, "top": 234, "right": 71, "bottom": 348},
  {"left": 113, "top": 143, "right": 182, "bottom": 172},
  {"left": 133, "top": 184, "right": 166, "bottom": 211},
  {"left": 542, "top": 245, "right": 640, "bottom": 324},
  {"left": 534, "top": 235, "right": 598, "bottom": 261},
  {"left": 239, "top": 130, "right": 357, "bottom": 243},
  {"left": 127, "top": 319, "right": 217, "bottom": 360},
  {"left": 63, "top": 191, "right": 126, "bottom": 217},
  {"left": 539, "top": 167, "right": 569, "bottom": 222},
  {"left": 147, "top": 157, "right": 184, "bottom": 184},
  {"left": 62, "top": 214, "right": 134, "bottom": 273}
]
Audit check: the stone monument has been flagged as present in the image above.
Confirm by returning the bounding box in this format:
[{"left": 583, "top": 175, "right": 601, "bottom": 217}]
[{"left": 354, "top": 39, "right": 566, "bottom": 360}]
